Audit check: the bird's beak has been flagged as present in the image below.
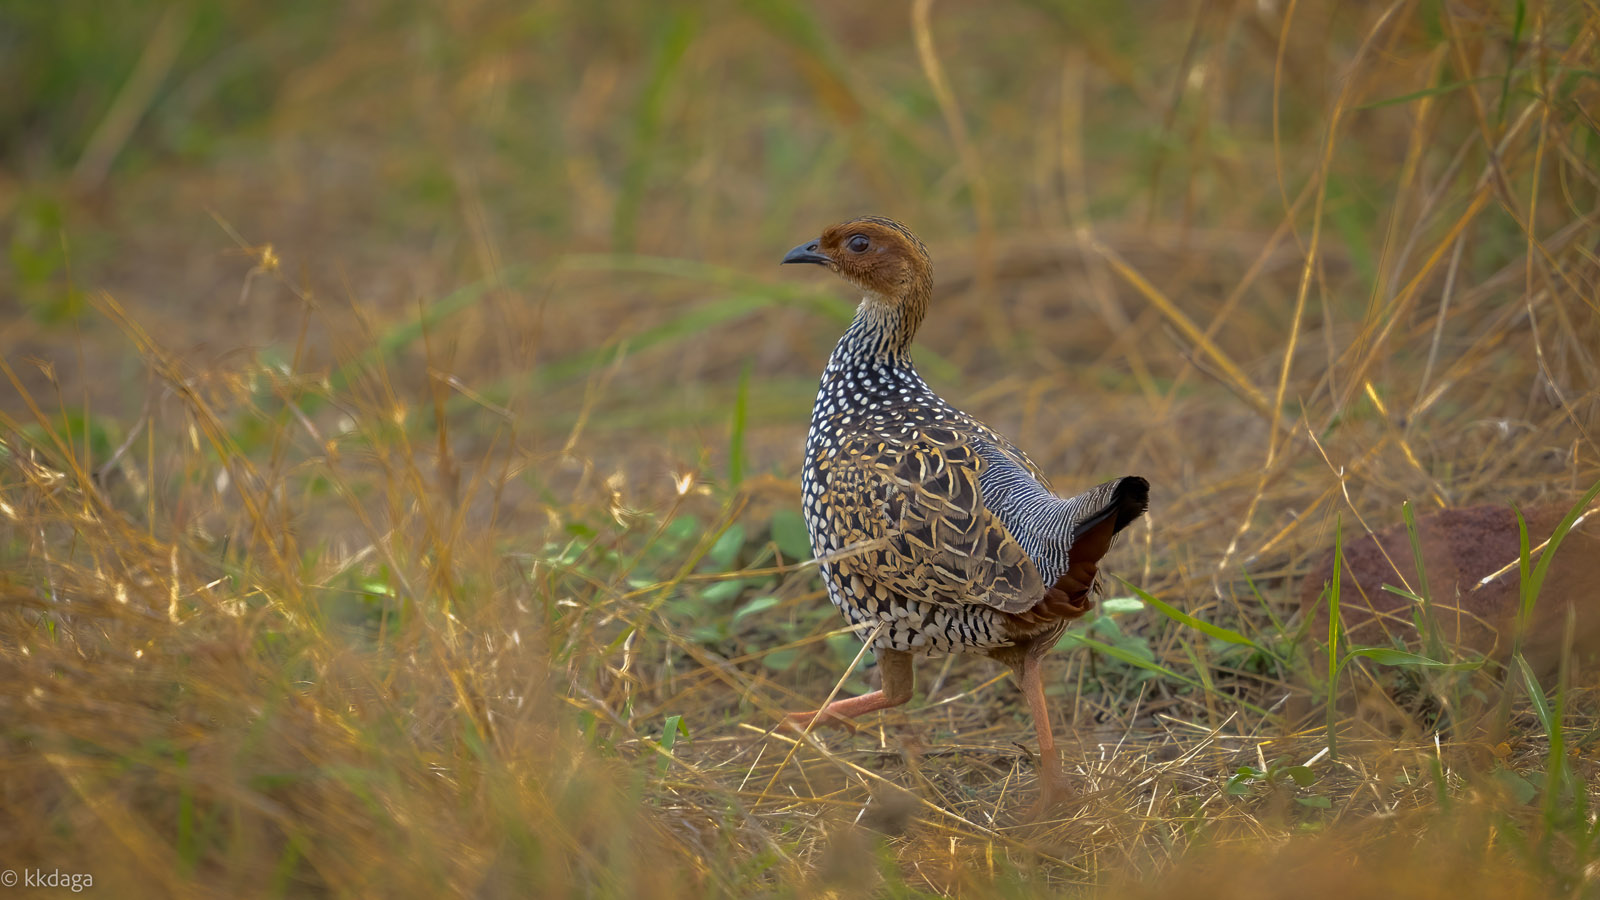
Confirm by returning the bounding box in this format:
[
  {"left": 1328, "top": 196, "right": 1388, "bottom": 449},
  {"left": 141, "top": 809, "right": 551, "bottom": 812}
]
[{"left": 781, "top": 240, "right": 830, "bottom": 266}]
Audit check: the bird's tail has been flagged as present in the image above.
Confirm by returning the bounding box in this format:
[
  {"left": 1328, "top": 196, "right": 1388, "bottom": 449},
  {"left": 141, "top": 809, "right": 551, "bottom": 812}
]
[
  {"left": 1030, "top": 476, "right": 1149, "bottom": 621},
  {"left": 1067, "top": 475, "right": 1150, "bottom": 543}
]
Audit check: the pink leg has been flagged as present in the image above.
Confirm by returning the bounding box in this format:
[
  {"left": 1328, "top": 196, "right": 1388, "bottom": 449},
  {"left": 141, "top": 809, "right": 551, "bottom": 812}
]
[
  {"left": 783, "top": 649, "right": 914, "bottom": 734},
  {"left": 1018, "top": 652, "right": 1071, "bottom": 816}
]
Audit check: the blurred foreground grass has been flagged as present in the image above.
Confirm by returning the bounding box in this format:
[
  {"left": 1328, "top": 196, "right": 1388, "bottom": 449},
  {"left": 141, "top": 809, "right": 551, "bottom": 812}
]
[{"left": 3, "top": 0, "right": 1600, "bottom": 896}]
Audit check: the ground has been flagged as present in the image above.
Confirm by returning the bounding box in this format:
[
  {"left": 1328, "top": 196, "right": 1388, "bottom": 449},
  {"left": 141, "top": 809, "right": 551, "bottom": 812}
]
[{"left": 2, "top": 1, "right": 1600, "bottom": 897}]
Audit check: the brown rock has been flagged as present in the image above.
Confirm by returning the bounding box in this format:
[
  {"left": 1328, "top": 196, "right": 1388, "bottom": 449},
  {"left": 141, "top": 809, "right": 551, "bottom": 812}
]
[{"left": 1299, "top": 501, "right": 1600, "bottom": 677}]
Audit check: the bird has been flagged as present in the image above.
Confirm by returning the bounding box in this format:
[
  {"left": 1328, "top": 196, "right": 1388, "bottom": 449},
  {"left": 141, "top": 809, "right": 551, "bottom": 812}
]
[{"left": 779, "top": 215, "right": 1149, "bottom": 810}]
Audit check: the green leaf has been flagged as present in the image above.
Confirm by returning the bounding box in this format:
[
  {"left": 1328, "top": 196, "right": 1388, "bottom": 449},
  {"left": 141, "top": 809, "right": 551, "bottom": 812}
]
[
  {"left": 1495, "top": 767, "right": 1539, "bottom": 806},
  {"left": 689, "top": 623, "right": 725, "bottom": 643},
  {"left": 826, "top": 631, "right": 864, "bottom": 666},
  {"left": 770, "top": 508, "right": 811, "bottom": 561},
  {"left": 1099, "top": 596, "right": 1144, "bottom": 615},
  {"left": 1085, "top": 616, "right": 1154, "bottom": 661},
  {"left": 661, "top": 714, "right": 688, "bottom": 746},
  {"left": 1283, "top": 765, "right": 1318, "bottom": 787},
  {"left": 1295, "top": 795, "right": 1332, "bottom": 809},
  {"left": 699, "top": 578, "right": 747, "bottom": 604},
  {"left": 706, "top": 523, "right": 745, "bottom": 570},
  {"left": 760, "top": 648, "right": 801, "bottom": 672},
  {"left": 734, "top": 595, "right": 782, "bottom": 622},
  {"left": 656, "top": 714, "right": 689, "bottom": 773},
  {"left": 662, "top": 515, "right": 703, "bottom": 547},
  {"left": 1225, "top": 767, "right": 1264, "bottom": 796},
  {"left": 358, "top": 578, "right": 393, "bottom": 597}
]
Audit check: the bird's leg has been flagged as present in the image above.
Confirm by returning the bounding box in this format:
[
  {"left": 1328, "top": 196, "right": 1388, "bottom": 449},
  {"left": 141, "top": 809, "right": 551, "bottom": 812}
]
[
  {"left": 783, "top": 648, "right": 914, "bottom": 734},
  {"left": 1017, "top": 651, "right": 1072, "bottom": 815}
]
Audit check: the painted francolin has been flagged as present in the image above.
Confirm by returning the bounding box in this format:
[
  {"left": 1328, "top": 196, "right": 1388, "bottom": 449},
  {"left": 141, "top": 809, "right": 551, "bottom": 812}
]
[{"left": 780, "top": 216, "right": 1149, "bottom": 809}]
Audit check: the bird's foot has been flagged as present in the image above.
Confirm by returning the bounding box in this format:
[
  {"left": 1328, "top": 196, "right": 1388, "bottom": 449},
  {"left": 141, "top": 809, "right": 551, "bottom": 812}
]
[{"left": 1023, "top": 764, "right": 1078, "bottom": 823}]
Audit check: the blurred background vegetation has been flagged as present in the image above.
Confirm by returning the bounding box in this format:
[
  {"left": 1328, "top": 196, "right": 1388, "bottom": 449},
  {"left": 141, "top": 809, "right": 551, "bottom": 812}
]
[{"left": 2, "top": 0, "right": 1599, "bottom": 896}]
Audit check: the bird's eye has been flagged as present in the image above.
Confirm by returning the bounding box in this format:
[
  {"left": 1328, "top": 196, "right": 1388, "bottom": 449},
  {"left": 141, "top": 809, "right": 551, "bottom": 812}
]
[{"left": 846, "top": 234, "right": 870, "bottom": 253}]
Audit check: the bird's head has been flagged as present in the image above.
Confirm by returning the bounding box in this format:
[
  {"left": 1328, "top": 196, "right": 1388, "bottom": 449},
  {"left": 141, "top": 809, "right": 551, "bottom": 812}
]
[{"left": 780, "top": 216, "right": 932, "bottom": 305}]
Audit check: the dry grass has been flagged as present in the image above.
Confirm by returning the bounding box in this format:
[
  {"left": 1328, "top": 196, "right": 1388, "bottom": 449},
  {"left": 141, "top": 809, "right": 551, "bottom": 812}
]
[{"left": 3, "top": 0, "right": 1600, "bottom": 896}]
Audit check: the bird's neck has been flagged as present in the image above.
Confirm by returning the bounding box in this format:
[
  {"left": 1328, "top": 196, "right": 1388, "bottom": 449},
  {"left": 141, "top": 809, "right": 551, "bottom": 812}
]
[{"left": 831, "top": 290, "right": 928, "bottom": 369}]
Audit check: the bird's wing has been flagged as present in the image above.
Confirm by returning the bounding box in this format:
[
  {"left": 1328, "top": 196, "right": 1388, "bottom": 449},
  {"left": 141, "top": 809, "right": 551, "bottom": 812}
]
[
  {"left": 820, "top": 427, "right": 1045, "bottom": 613},
  {"left": 952, "top": 414, "right": 1053, "bottom": 490},
  {"left": 986, "top": 433, "right": 1053, "bottom": 490}
]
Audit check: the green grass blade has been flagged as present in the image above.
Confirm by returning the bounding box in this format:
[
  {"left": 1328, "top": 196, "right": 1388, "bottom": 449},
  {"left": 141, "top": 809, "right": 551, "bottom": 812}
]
[
  {"left": 1119, "top": 577, "right": 1274, "bottom": 660},
  {"left": 1497, "top": 0, "right": 1527, "bottom": 127},
  {"left": 1523, "top": 478, "right": 1600, "bottom": 626},
  {"left": 1340, "top": 647, "right": 1475, "bottom": 670},
  {"left": 728, "top": 361, "right": 751, "bottom": 489},
  {"left": 614, "top": 11, "right": 697, "bottom": 253},
  {"left": 1327, "top": 514, "right": 1343, "bottom": 757},
  {"left": 1513, "top": 651, "right": 1573, "bottom": 827},
  {"left": 1063, "top": 633, "right": 1273, "bottom": 718},
  {"left": 1401, "top": 500, "right": 1445, "bottom": 661},
  {"left": 1354, "top": 75, "right": 1498, "bottom": 110}
]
